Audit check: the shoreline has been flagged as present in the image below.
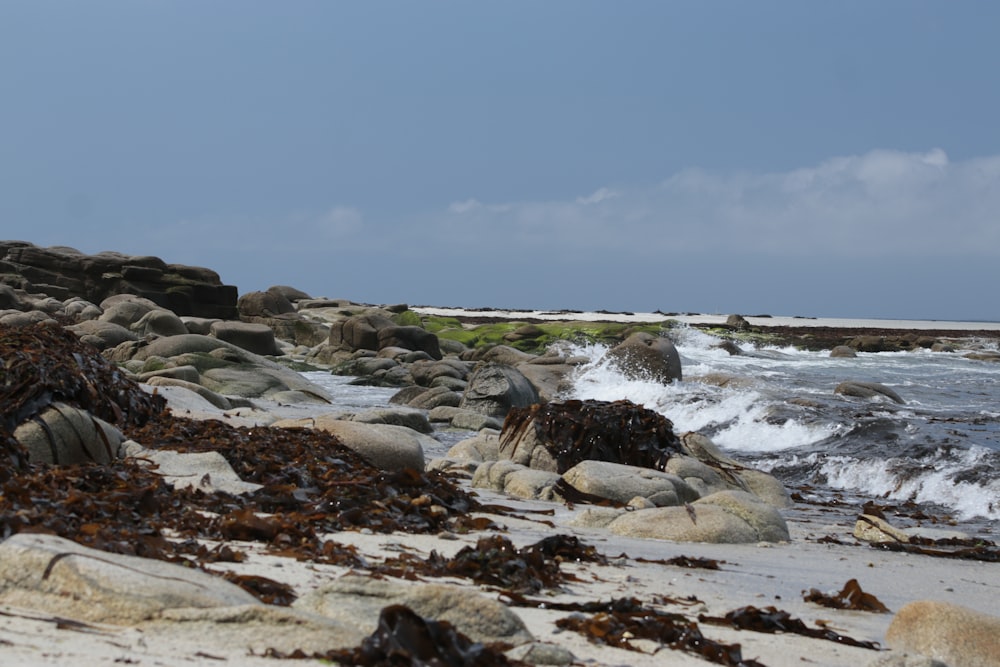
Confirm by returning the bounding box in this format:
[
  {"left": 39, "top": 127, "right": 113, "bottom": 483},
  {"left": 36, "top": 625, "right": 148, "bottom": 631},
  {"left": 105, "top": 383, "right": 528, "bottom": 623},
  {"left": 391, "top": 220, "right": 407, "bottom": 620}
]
[{"left": 412, "top": 306, "right": 1000, "bottom": 332}]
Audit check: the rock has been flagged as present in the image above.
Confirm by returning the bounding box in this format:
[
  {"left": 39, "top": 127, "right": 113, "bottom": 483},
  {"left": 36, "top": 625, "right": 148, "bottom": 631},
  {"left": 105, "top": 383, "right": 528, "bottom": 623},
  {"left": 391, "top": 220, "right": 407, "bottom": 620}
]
[
  {"left": 505, "top": 642, "right": 576, "bottom": 666},
  {"left": 0, "top": 533, "right": 259, "bottom": 623},
  {"left": 210, "top": 321, "right": 280, "bottom": 356},
  {"left": 498, "top": 399, "right": 682, "bottom": 474},
  {"left": 406, "top": 385, "right": 462, "bottom": 410},
  {"left": 144, "top": 378, "right": 235, "bottom": 411},
  {"left": 480, "top": 344, "right": 537, "bottom": 366},
  {"left": 0, "top": 243, "right": 239, "bottom": 318},
  {"left": 13, "top": 402, "right": 123, "bottom": 464},
  {"left": 726, "top": 314, "right": 750, "bottom": 330},
  {"left": 607, "top": 490, "right": 789, "bottom": 543},
  {"left": 377, "top": 325, "right": 442, "bottom": 359},
  {"left": 350, "top": 407, "right": 433, "bottom": 434},
  {"left": 886, "top": 600, "right": 1000, "bottom": 667},
  {"left": 830, "top": 345, "right": 858, "bottom": 358},
  {"left": 130, "top": 308, "right": 189, "bottom": 337},
  {"left": 835, "top": 381, "right": 905, "bottom": 404},
  {"left": 237, "top": 289, "right": 296, "bottom": 317},
  {"left": 445, "top": 430, "right": 502, "bottom": 463},
  {"left": 516, "top": 361, "right": 576, "bottom": 403},
  {"left": 273, "top": 415, "right": 426, "bottom": 471},
  {"left": 604, "top": 332, "right": 682, "bottom": 383},
  {"left": 122, "top": 440, "right": 262, "bottom": 495},
  {"left": 294, "top": 573, "right": 533, "bottom": 647},
  {"left": 138, "top": 364, "right": 202, "bottom": 384},
  {"left": 471, "top": 460, "right": 561, "bottom": 501},
  {"left": 561, "top": 460, "right": 699, "bottom": 507},
  {"left": 329, "top": 311, "right": 397, "bottom": 352},
  {"left": 460, "top": 363, "right": 541, "bottom": 419},
  {"left": 67, "top": 319, "right": 138, "bottom": 349},
  {"left": 99, "top": 295, "right": 161, "bottom": 328}
]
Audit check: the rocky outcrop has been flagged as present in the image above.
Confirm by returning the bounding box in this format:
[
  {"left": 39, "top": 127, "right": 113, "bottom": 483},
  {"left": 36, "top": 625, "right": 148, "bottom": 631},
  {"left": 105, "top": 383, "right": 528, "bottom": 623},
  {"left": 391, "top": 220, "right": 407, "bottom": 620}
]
[
  {"left": 604, "top": 332, "right": 682, "bottom": 383},
  {"left": 835, "top": 381, "right": 905, "bottom": 404},
  {"left": 0, "top": 241, "right": 238, "bottom": 319}
]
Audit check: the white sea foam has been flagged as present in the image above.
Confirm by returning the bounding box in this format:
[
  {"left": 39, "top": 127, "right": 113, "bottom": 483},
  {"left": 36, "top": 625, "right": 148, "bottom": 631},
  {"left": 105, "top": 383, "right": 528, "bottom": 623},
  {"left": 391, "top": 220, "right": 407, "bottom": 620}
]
[
  {"left": 819, "top": 447, "right": 1000, "bottom": 521},
  {"left": 566, "top": 341, "right": 838, "bottom": 452}
]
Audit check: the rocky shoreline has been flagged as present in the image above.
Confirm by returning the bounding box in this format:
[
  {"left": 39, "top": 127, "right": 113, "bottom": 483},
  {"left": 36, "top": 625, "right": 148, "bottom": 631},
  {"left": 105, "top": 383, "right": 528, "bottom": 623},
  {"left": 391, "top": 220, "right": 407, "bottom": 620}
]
[{"left": 2, "top": 242, "right": 999, "bottom": 666}]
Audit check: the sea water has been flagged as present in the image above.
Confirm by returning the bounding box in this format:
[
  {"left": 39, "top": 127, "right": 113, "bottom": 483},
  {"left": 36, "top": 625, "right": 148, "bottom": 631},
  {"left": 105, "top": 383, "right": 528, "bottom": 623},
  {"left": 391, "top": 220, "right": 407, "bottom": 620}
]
[
  {"left": 301, "top": 323, "right": 1000, "bottom": 533},
  {"left": 566, "top": 326, "right": 1000, "bottom": 530}
]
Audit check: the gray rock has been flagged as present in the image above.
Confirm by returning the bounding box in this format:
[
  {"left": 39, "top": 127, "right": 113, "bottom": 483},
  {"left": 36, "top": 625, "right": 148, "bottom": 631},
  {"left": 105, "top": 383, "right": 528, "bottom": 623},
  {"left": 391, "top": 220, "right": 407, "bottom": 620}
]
[
  {"left": 99, "top": 295, "right": 162, "bottom": 327},
  {"left": 561, "top": 460, "right": 699, "bottom": 506},
  {"left": 138, "top": 364, "right": 202, "bottom": 384},
  {"left": 144, "top": 377, "right": 234, "bottom": 410},
  {"left": 607, "top": 490, "right": 789, "bottom": 543},
  {"left": 886, "top": 600, "right": 1000, "bottom": 667},
  {"left": 830, "top": 345, "right": 858, "bottom": 358},
  {"left": 237, "top": 289, "right": 296, "bottom": 317},
  {"left": 350, "top": 407, "right": 433, "bottom": 433},
  {"left": 460, "top": 363, "right": 540, "bottom": 418},
  {"left": 480, "top": 344, "right": 537, "bottom": 366},
  {"left": 13, "top": 403, "right": 122, "bottom": 464},
  {"left": 122, "top": 440, "right": 262, "bottom": 495},
  {"left": 377, "top": 325, "right": 442, "bottom": 360},
  {"left": 472, "top": 460, "right": 561, "bottom": 501},
  {"left": 505, "top": 642, "right": 576, "bottom": 665},
  {"left": 516, "top": 361, "right": 576, "bottom": 402},
  {"left": 210, "top": 320, "right": 281, "bottom": 356},
  {"left": 0, "top": 533, "right": 259, "bottom": 623},
  {"left": 835, "top": 381, "right": 905, "bottom": 404},
  {"left": 604, "top": 332, "right": 682, "bottom": 383},
  {"left": 67, "top": 319, "right": 138, "bottom": 350},
  {"left": 445, "top": 430, "right": 502, "bottom": 463},
  {"left": 181, "top": 316, "right": 222, "bottom": 335},
  {"left": 274, "top": 415, "right": 426, "bottom": 471},
  {"left": 407, "top": 385, "right": 462, "bottom": 410},
  {"left": 131, "top": 308, "right": 189, "bottom": 337},
  {"left": 295, "top": 573, "right": 532, "bottom": 646}
]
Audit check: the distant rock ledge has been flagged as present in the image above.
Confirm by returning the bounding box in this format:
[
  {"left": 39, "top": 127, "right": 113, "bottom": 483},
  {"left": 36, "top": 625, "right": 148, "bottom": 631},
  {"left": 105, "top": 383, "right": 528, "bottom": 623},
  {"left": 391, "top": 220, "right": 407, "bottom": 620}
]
[{"left": 0, "top": 241, "right": 237, "bottom": 319}]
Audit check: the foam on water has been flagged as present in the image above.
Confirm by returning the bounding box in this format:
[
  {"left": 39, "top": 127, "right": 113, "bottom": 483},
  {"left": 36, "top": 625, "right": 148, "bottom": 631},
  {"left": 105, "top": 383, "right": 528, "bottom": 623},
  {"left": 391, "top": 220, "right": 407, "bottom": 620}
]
[{"left": 819, "top": 446, "right": 1000, "bottom": 521}]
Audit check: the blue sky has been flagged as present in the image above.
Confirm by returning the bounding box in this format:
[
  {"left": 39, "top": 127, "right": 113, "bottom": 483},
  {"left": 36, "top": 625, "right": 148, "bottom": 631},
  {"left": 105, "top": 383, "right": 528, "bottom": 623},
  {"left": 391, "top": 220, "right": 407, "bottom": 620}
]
[{"left": 2, "top": 2, "right": 998, "bottom": 320}]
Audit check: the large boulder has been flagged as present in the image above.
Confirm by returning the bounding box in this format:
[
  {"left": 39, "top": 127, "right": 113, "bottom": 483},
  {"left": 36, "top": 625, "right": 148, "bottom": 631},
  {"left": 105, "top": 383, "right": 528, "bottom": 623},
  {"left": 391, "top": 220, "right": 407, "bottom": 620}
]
[
  {"left": 210, "top": 321, "right": 281, "bottom": 356},
  {"left": 13, "top": 402, "right": 123, "bottom": 464},
  {"left": 561, "top": 460, "right": 700, "bottom": 507},
  {"left": 605, "top": 490, "right": 790, "bottom": 543},
  {"left": 377, "top": 325, "right": 442, "bottom": 360},
  {"left": 886, "top": 601, "right": 1000, "bottom": 667},
  {"left": 497, "top": 399, "right": 682, "bottom": 474},
  {"left": 604, "top": 332, "right": 682, "bottom": 383},
  {"left": 0, "top": 533, "right": 259, "bottom": 623},
  {"left": 329, "top": 311, "right": 397, "bottom": 352},
  {"left": 272, "top": 415, "right": 427, "bottom": 471},
  {"left": 835, "top": 381, "right": 904, "bottom": 404},
  {"left": 459, "top": 363, "right": 540, "bottom": 419}
]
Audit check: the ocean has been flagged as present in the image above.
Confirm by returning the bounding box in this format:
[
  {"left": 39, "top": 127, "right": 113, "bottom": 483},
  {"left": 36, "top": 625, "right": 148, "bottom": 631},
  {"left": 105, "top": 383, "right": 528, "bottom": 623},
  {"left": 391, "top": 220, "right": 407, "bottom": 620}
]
[{"left": 304, "top": 312, "right": 1000, "bottom": 537}]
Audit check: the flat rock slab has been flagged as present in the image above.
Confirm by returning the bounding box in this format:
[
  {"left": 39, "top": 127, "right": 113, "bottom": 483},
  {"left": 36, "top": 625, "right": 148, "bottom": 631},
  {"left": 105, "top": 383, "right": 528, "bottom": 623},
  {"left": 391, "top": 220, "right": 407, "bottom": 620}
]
[
  {"left": 122, "top": 440, "right": 263, "bottom": 495},
  {"left": 0, "top": 533, "right": 259, "bottom": 623}
]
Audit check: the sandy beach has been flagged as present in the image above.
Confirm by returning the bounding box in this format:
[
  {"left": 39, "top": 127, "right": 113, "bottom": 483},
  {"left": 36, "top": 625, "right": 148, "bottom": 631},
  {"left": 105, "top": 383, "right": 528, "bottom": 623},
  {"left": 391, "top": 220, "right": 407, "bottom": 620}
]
[{"left": 1, "top": 385, "right": 997, "bottom": 667}]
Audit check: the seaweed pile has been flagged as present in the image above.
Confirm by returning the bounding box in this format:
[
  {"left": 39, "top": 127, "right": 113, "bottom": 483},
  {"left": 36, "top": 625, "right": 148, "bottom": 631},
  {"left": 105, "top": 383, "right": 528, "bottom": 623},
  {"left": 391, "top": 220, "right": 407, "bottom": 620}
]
[
  {"left": 0, "top": 321, "right": 166, "bottom": 480},
  {"left": 500, "top": 399, "right": 682, "bottom": 473},
  {"left": 378, "top": 534, "right": 608, "bottom": 594}
]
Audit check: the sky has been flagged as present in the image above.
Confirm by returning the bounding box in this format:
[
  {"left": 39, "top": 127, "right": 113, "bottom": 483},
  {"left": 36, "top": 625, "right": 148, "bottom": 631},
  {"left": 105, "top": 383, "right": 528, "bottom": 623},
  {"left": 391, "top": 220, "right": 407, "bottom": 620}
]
[{"left": 2, "top": 2, "right": 998, "bottom": 321}]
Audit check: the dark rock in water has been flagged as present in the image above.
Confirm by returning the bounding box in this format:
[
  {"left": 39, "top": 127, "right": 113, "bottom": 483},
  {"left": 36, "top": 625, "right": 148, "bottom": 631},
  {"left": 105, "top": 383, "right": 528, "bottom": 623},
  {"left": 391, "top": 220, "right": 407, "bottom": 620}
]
[
  {"left": 604, "top": 332, "right": 682, "bottom": 383},
  {"left": 500, "top": 399, "right": 682, "bottom": 474},
  {"left": 835, "top": 381, "right": 905, "bottom": 404},
  {"left": 0, "top": 241, "right": 237, "bottom": 319}
]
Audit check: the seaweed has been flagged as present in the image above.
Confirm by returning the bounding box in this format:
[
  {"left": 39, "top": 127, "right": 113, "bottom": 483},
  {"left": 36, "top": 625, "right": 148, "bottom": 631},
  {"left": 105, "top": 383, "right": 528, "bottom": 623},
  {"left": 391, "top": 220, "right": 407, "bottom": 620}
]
[
  {"left": 699, "top": 605, "right": 881, "bottom": 650},
  {"left": 500, "top": 399, "right": 682, "bottom": 473},
  {"left": 803, "top": 579, "right": 889, "bottom": 613},
  {"left": 263, "top": 604, "right": 523, "bottom": 666},
  {"left": 556, "top": 604, "right": 763, "bottom": 666},
  {"left": 378, "top": 534, "right": 606, "bottom": 594}
]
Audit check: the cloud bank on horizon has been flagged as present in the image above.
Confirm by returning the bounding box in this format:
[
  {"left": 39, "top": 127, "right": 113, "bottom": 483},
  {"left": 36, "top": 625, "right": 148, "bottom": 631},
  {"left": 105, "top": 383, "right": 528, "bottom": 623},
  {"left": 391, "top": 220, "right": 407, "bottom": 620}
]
[{"left": 2, "top": 2, "right": 998, "bottom": 321}]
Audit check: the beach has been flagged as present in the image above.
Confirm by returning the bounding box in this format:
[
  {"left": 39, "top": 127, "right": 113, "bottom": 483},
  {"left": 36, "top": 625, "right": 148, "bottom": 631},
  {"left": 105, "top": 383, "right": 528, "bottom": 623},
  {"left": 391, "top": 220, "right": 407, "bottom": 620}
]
[{"left": 1, "top": 249, "right": 998, "bottom": 666}]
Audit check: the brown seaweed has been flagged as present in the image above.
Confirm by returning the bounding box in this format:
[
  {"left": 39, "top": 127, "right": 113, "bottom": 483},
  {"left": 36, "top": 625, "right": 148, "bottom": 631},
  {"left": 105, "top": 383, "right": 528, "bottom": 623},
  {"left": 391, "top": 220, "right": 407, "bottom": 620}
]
[
  {"left": 378, "top": 534, "right": 606, "bottom": 594},
  {"left": 699, "top": 605, "right": 881, "bottom": 650},
  {"left": 803, "top": 579, "right": 889, "bottom": 613},
  {"left": 556, "top": 604, "right": 764, "bottom": 666},
  {"left": 500, "top": 399, "right": 682, "bottom": 473},
  {"left": 263, "top": 604, "right": 523, "bottom": 665}
]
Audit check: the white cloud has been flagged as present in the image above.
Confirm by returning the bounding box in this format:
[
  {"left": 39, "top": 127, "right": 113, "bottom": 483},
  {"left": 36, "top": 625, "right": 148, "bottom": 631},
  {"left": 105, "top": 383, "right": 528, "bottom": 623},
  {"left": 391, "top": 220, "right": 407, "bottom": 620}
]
[
  {"left": 576, "top": 187, "right": 619, "bottom": 205},
  {"left": 431, "top": 149, "right": 1000, "bottom": 259},
  {"left": 314, "top": 206, "right": 362, "bottom": 238}
]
